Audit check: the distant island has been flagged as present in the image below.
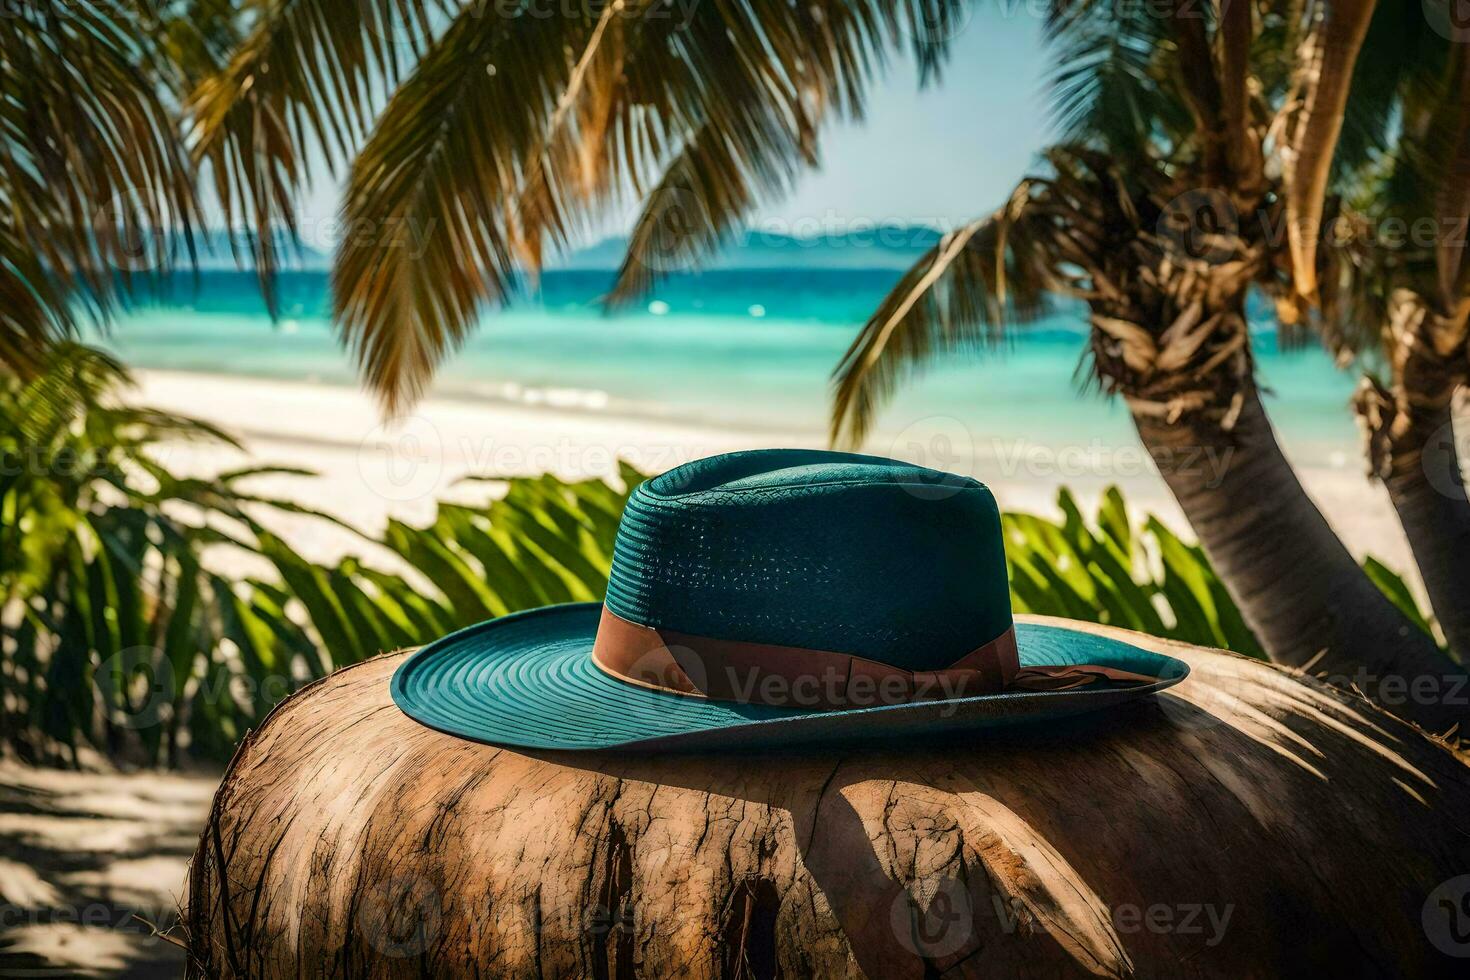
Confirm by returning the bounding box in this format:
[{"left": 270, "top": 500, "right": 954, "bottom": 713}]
[
  {"left": 554, "top": 225, "right": 945, "bottom": 271},
  {"left": 180, "top": 225, "right": 947, "bottom": 273}
]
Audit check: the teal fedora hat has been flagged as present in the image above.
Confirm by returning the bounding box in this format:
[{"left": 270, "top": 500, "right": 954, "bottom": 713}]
[{"left": 391, "top": 449, "right": 1189, "bottom": 751}]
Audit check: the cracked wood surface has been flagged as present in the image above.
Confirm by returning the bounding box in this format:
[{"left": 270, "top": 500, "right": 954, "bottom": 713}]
[{"left": 184, "top": 617, "right": 1470, "bottom": 978}]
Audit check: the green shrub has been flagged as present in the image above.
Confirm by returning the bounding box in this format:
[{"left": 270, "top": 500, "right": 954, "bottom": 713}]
[
  {"left": 0, "top": 347, "right": 640, "bottom": 766},
  {"left": 1004, "top": 487, "right": 1266, "bottom": 658},
  {"left": 1003, "top": 487, "right": 1440, "bottom": 657},
  {"left": 0, "top": 345, "right": 329, "bottom": 765}
]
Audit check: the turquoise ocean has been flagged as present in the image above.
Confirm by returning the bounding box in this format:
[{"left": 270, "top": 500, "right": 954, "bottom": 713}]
[{"left": 105, "top": 268, "right": 1363, "bottom": 468}]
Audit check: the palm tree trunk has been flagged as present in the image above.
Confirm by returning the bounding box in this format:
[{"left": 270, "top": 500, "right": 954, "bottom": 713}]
[
  {"left": 1352, "top": 291, "right": 1470, "bottom": 661},
  {"left": 1356, "top": 374, "right": 1470, "bottom": 660},
  {"left": 1132, "top": 380, "right": 1468, "bottom": 738},
  {"left": 1381, "top": 408, "right": 1470, "bottom": 658}
]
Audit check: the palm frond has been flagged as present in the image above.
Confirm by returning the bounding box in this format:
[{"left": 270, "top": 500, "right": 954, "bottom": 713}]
[
  {"left": 6, "top": 343, "right": 132, "bottom": 443},
  {"left": 1217, "top": 0, "right": 1255, "bottom": 184},
  {"left": 513, "top": 0, "right": 689, "bottom": 274},
  {"left": 608, "top": 123, "right": 786, "bottom": 306},
  {"left": 335, "top": 0, "right": 962, "bottom": 412},
  {"left": 1247, "top": 0, "right": 1307, "bottom": 103},
  {"left": 1283, "top": 0, "right": 1379, "bottom": 299},
  {"left": 1322, "top": 28, "right": 1468, "bottom": 357},
  {"left": 1315, "top": 207, "right": 1394, "bottom": 364},
  {"left": 605, "top": 0, "right": 872, "bottom": 306},
  {"left": 599, "top": 1, "right": 844, "bottom": 300},
  {"left": 1331, "top": 0, "right": 1444, "bottom": 179},
  {"left": 160, "top": 0, "right": 247, "bottom": 86},
  {"left": 0, "top": 227, "right": 73, "bottom": 376},
  {"left": 332, "top": 3, "right": 604, "bottom": 414},
  {"left": 0, "top": 0, "right": 201, "bottom": 367},
  {"left": 186, "top": 0, "right": 441, "bottom": 314},
  {"left": 830, "top": 189, "right": 1054, "bottom": 447},
  {"left": 1430, "top": 46, "right": 1470, "bottom": 305},
  {"left": 1044, "top": 0, "right": 1192, "bottom": 163},
  {"left": 595, "top": 0, "right": 963, "bottom": 304}
]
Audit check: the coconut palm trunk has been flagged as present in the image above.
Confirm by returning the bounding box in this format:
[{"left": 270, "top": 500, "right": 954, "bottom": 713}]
[
  {"left": 1374, "top": 404, "right": 1470, "bottom": 656},
  {"left": 1353, "top": 291, "right": 1470, "bottom": 659},
  {"left": 1071, "top": 165, "right": 1469, "bottom": 734},
  {"left": 1135, "top": 383, "right": 1464, "bottom": 729}
]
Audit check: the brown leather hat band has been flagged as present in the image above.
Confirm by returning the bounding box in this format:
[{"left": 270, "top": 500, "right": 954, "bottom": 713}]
[{"left": 591, "top": 607, "right": 1031, "bottom": 710}]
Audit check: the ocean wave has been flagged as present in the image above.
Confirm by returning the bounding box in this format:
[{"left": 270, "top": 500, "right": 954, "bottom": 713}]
[{"left": 458, "top": 380, "right": 613, "bottom": 412}]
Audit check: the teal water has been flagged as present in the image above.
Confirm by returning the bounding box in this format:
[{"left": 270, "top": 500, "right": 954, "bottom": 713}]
[{"left": 105, "top": 269, "right": 1362, "bottom": 466}]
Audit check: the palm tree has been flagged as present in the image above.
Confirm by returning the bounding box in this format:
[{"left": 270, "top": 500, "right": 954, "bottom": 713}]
[
  {"left": 828, "top": 0, "right": 1470, "bottom": 734},
  {"left": 1315, "top": 21, "right": 1470, "bottom": 658},
  {"left": 0, "top": 0, "right": 212, "bottom": 372}
]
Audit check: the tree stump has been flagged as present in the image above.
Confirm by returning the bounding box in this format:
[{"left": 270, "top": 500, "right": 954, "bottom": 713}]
[{"left": 184, "top": 617, "right": 1470, "bottom": 978}]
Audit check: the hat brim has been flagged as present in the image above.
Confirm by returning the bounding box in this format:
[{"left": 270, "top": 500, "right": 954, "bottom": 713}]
[{"left": 390, "top": 603, "right": 1190, "bottom": 751}]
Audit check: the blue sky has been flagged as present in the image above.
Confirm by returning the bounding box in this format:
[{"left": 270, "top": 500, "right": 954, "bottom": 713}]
[
  {"left": 297, "top": 7, "right": 1052, "bottom": 245},
  {"left": 754, "top": 8, "right": 1051, "bottom": 230}
]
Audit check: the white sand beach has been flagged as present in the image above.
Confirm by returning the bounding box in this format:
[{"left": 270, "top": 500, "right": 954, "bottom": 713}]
[
  {"left": 134, "top": 369, "right": 1422, "bottom": 587},
  {"left": 0, "top": 763, "right": 216, "bottom": 976}
]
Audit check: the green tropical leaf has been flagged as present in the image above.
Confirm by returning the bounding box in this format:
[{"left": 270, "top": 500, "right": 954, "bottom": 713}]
[{"left": 1363, "top": 555, "right": 1436, "bottom": 638}]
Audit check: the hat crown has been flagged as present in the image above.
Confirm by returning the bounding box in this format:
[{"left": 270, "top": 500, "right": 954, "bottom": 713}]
[{"left": 604, "top": 449, "right": 1013, "bottom": 671}]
